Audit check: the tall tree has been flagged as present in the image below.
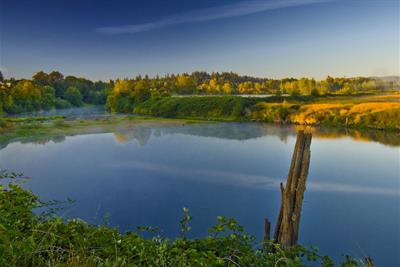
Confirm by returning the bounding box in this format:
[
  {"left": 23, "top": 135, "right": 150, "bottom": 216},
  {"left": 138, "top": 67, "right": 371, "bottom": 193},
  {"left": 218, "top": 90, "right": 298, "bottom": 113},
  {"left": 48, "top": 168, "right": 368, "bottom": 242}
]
[
  {"left": 32, "top": 71, "right": 49, "bottom": 86},
  {"left": 64, "top": 86, "right": 83, "bottom": 106}
]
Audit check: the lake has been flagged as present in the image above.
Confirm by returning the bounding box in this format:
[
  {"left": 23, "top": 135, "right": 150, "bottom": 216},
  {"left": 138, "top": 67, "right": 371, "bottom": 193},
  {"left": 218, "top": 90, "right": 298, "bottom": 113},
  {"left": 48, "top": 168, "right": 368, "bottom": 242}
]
[{"left": 0, "top": 121, "right": 399, "bottom": 266}]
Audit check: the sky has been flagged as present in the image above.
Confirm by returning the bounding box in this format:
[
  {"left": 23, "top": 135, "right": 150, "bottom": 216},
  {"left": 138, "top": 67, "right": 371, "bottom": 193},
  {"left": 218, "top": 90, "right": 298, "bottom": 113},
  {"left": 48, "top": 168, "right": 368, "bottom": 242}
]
[{"left": 0, "top": 0, "right": 399, "bottom": 81}]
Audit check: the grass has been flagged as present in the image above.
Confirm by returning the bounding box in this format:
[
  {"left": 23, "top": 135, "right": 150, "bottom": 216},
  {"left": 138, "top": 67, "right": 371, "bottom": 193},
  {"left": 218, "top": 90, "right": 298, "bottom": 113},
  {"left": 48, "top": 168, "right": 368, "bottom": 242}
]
[
  {"left": 133, "top": 94, "right": 400, "bottom": 131},
  {"left": 289, "top": 102, "right": 400, "bottom": 130}
]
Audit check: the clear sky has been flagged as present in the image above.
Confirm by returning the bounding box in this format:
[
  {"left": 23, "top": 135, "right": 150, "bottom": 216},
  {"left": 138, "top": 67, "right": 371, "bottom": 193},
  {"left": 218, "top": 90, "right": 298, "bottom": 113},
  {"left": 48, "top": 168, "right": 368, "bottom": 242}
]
[{"left": 0, "top": 0, "right": 399, "bottom": 80}]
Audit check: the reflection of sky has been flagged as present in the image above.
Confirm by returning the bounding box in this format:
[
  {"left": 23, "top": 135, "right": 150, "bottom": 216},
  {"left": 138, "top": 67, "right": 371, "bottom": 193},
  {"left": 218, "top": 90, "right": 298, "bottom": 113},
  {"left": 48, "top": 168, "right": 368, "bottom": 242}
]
[
  {"left": 103, "top": 159, "right": 399, "bottom": 197},
  {"left": 0, "top": 123, "right": 399, "bottom": 265}
]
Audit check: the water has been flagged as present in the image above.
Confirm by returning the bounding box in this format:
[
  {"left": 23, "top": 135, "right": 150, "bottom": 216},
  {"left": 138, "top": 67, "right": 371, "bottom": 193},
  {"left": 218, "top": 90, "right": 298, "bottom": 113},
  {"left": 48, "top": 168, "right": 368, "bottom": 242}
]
[{"left": 0, "top": 122, "right": 399, "bottom": 266}]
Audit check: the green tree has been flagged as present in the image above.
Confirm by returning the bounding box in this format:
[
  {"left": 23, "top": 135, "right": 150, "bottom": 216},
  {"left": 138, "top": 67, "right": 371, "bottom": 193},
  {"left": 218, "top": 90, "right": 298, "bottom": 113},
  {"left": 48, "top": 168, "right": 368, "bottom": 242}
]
[
  {"left": 63, "top": 86, "right": 83, "bottom": 106},
  {"left": 40, "top": 85, "right": 56, "bottom": 110},
  {"left": 48, "top": 71, "right": 63, "bottom": 84},
  {"left": 32, "top": 71, "right": 49, "bottom": 86},
  {"left": 0, "top": 85, "right": 13, "bottom": 113},
  {"left": 134, "top": 82, "right": 150, "bottom": 103},
  {"left": 11, "top": 80, "right": 42, "bottom": 112},
  {"left": 62, "top": 76, "right": 93, "bottom": 101},
  {"left": 55, "top": 98, "right": 72, "bottom": 109}
]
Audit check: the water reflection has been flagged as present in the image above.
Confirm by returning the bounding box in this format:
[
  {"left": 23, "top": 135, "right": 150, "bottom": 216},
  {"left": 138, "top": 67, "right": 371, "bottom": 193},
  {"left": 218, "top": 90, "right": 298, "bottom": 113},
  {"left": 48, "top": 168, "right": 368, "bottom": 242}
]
[
  {"left": 0, "top": 121, "right": 399, "bottom": 266},
  {"left": 1, "top": 122, "right": 399, "bottom": 150},
  {"left": 101, "top": 158, "right": 399, "bottom": 198},
  {"left": 114, "top": 126, "right": 152, "bottom": 146},
  {"left": 92, "top": 123, "right": 400, "bottom": 147}
]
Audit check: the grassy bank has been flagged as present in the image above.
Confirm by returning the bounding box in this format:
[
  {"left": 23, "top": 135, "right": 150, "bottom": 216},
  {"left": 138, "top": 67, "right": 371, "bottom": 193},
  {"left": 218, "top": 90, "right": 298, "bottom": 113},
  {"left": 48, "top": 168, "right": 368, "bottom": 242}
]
[
  {"left": 0, "top": 172, "right": 369, "bottom": 267},
  {"left": 133, "top": 95, "right": 400, "bottom": 131},
  {"left": 0, "top": 115, "right": 201, "bottom": 148}
]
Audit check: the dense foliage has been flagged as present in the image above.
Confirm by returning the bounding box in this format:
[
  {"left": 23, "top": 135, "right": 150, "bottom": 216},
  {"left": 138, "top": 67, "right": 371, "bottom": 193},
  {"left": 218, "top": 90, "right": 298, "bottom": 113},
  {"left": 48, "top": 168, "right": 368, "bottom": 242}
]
[
  {"left": 0, "top": 171, "right": 370, "bottom": 267},
  {"left": 1, "top": 70, "right": 397, "bottom": 115},
  {"left": 134, "top": 96, "right": 260, "bottom": 119},
  {"left": 133, "top": 96, "right": 400, "bottom": 131},
  {"left": 0, "top": 71, "right": 110, "bottom": 114},
  {"left": 105, "top": 73, "right": 397, "bottom": 114},
  {"left": 107, "top": 72, "right": 396, "bottom": 97}
]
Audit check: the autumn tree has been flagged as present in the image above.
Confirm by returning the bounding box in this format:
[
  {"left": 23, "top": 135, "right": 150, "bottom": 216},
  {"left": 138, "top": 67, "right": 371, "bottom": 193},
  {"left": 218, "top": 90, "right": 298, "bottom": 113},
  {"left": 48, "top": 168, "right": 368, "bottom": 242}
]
[
  {"left": 222, "top": 82, "right": 233, "bottom": 94},
  {"left": 11, "top": 80, "right": 43, "bottom": 112},
  {"left": 175, "top": 74, "right": 195, "bottom": 94}
]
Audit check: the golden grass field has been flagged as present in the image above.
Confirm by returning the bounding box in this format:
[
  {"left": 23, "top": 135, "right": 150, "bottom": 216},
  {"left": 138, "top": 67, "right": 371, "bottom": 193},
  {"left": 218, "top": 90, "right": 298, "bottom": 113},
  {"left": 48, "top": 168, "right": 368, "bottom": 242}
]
[{"left": 251, "top": 94, "right": 400, "bottom": 130}]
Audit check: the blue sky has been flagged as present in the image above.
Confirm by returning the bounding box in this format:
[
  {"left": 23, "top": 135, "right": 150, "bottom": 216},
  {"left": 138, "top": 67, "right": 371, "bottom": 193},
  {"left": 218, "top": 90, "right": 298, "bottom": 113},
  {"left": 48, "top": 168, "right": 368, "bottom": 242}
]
[{"left": 1, "top": 0, "right": 399, "bottom": 80}]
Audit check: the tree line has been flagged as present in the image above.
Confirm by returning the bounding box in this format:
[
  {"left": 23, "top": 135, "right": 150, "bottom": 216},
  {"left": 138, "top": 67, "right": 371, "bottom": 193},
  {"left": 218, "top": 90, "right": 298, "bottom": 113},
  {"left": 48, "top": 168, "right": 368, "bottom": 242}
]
[
  {"left": 0, "top": 71, "right": 110, "bottom": 114},
  {"left": 0, "top": 70, "right": 396, "bottom": 114}
]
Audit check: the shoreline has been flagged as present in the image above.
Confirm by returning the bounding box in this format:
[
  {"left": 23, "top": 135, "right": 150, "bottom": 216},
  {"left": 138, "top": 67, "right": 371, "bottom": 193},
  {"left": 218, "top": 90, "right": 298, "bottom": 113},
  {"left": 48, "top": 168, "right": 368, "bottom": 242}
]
[{"left": 0, "top": 115, "right": 399, "bottom": 148}]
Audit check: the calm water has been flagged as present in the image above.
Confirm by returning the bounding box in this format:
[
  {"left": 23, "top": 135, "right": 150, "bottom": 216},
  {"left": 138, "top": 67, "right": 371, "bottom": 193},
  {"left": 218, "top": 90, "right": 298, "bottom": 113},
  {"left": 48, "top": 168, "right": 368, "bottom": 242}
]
[{"left": 1, "top": 122, "right": 399, "bottom": 266}]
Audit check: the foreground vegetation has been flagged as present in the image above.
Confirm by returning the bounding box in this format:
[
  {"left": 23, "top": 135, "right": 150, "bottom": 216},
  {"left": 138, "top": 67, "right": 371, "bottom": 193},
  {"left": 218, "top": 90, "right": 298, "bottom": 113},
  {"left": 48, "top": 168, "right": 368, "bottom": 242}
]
[{"left": 0, "top": 171, "right": 371, "bottom": 266}]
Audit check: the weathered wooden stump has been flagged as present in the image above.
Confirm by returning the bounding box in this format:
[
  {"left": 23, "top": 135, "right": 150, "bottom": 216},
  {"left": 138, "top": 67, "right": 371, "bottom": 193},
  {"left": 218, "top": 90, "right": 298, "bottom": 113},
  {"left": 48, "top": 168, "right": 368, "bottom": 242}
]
[{"left": 272, "top": 130, "right": 312, "bottom": 247}]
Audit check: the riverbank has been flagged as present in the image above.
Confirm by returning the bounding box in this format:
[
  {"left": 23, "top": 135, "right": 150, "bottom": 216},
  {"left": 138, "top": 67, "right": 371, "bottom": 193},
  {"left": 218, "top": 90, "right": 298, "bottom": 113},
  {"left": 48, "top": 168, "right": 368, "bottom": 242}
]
[
  {"left": 2, "top": 94, "right": 399, "bottom": 132},
  {"left": 0, "top": 115, "right": 203, "bottom": 147},
  {"left": 133, "top": 94, "right": 400, "bottom": 131}
]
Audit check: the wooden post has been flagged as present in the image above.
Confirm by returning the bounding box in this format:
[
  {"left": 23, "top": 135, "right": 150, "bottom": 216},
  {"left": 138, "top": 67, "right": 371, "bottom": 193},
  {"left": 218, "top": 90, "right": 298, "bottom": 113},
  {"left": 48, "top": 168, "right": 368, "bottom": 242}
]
[
  {"left": 274, "top": 130, "right": 312, "bottom": 247},
  {"left": 264, "top": 218, "right": 271, "bottom": 241}
]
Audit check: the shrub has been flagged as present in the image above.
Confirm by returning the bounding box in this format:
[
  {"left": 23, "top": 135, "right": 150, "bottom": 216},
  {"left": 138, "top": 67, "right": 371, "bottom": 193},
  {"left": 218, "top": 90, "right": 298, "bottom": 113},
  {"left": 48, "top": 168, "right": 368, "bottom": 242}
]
[
  {"left": 52, "top": 118, "right": 68, "bottom": 127},
  {"left": 135, "top": 96, "right": 259, "bottom": 120},
  {"left": 55, "top": 98, "right": 72, "bottom": 109},
  {"left": 63, "top": 87, "right": 83, "bottom": 107},
  {"left": 0, "top": 119, "right": 14, "bottom": 130}
]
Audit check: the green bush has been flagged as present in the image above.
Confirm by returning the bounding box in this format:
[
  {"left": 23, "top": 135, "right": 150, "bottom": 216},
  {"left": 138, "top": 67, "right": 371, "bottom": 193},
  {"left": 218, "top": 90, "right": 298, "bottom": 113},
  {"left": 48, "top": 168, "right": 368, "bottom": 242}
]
[
  {"left": 63, "top": 87, "right": 83, "bottom": 107},
  {"left": 135, "top": 96, "right": 260, "bottom": 120},
  {"left": 20, "top": 122, "right": 43, "bottom": 130},
  {"left": 0, "top": 119, "right": 13, "bottom": 129},
  {"left": 52, "top": 118, "right": 69, "bottom": 127},
  {"left": 55, "top": 98, "right": 72, "bottom": 109}
]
